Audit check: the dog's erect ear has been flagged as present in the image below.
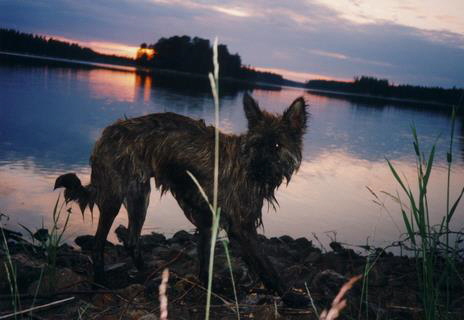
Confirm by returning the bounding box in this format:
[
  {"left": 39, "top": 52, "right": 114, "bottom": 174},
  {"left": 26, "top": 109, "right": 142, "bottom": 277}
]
[
  {"left": 283, "top": 97, "right": 307, "bottom": 134},
  {"left": 243, "top": 93, "right": 263, "bottom": 128}
]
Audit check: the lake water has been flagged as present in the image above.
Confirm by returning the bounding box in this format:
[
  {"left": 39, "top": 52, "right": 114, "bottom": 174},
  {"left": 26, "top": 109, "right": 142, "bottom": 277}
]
[{"left": 1, "top": 61, "right": 463, "bottom": 250}]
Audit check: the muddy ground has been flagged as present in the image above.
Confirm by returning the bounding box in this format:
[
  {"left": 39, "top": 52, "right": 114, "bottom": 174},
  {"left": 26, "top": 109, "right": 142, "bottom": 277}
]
[{"left": 1, "top": 226, "right": 463, "bottom": 319}]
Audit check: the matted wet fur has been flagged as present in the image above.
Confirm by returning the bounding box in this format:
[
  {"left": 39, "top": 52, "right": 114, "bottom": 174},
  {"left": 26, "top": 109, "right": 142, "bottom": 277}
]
[{"left": 55, "top": 93, "right": 308, "bottom": 303}]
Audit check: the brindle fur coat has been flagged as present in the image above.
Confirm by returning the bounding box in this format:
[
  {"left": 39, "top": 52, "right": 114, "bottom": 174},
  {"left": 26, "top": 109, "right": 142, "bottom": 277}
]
[{"left": 55, "top": 93, "right": 308, "bottom": 299}]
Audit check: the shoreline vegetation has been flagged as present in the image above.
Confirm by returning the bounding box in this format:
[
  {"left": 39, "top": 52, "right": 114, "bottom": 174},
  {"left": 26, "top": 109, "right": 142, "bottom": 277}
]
[
  {"left": 1, "top": 28, "right": 462, "bottom": 109},
  {"left": 1, "top": 223, "right": 463, "bottom": 319}
]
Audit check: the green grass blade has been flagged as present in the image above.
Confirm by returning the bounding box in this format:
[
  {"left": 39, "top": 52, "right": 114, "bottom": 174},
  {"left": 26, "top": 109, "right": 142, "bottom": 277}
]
[
  {"left": 423, "top": 145, "right": 436, "bottom": 186},
  {"left": 386, "top": 159, "right": 410, "bottom": 195},
  {"left": 222, "top": 240, "right": 240, "bottom": 320},
  {"left": 447, "top": 187, "right": 464, "bottom": 223},
  {"left": 401, "top": 209, "right": 416, "bottom": 245},
  {"left": 205, "top": 208, "right": 221, "bottom": 320}
]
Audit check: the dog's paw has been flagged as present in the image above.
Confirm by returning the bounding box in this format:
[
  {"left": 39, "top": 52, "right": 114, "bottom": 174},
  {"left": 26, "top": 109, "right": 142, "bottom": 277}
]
[{"left": 281, "top": 291, "right": 310, "bottom": 308}]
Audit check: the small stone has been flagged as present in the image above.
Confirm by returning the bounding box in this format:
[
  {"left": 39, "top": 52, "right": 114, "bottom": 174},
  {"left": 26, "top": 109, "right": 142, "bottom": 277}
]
[
  {"left": 329, "top": 241, "right": 344, "bottom": 252},
  {"left": 75, "top": 235, "right": 114, "bottom": 251},
  {"left": 293, "top": 237, "right": 312, "bottom": 249},
  {"left": 305, "top": 251, "right": 321, "bottom": 263},
  {"left": 140, "top": 232, "right": 167, "bottom": 248},
  {"left": 278, "top": 235, "right": 294, "bottom": 243},
  {"left": 33, "top": 228, "right": 49, "bottom": 243},
  {"left": 115, "top": 225, "right": 129, "bottom": 245},
  {"left": 311, "top": 269, "right": 347, "bottom": 298},
  {"left": 170, "top": 230, "right": 193, "bottom": 243}
]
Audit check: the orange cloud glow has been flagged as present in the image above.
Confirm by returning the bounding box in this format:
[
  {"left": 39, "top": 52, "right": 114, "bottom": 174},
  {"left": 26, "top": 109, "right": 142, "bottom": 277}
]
[{"left": 46, "top": 34, "right": 139, "bottom": 58}]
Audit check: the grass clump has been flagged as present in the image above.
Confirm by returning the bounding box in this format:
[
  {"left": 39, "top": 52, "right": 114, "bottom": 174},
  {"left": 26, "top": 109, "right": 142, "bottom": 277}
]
[
  {"left": 387, "top": 109, "right": 464, "bottom": 319},
  {"left": 0, "top": 194, "right": 71, "bottom": 319}
]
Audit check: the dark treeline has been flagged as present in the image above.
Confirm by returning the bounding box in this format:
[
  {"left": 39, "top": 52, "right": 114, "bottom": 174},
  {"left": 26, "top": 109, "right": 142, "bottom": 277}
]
[
  {"left": 1, "top": 29, "right": 284, "bottom": 85},
  {"left": 0, "top": 28, "right": 133, "bottom": 66},
  {"left": 137, "top": 35, "right": 284, "bottom": 85},
  {"left": 307, "top": 76, "right": 462, "bottom": 106}
]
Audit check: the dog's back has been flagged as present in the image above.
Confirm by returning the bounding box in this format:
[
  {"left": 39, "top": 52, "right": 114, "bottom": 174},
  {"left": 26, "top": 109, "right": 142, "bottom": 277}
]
[{"left": 90, "top": 112, "right": 213, "bottom": 196}]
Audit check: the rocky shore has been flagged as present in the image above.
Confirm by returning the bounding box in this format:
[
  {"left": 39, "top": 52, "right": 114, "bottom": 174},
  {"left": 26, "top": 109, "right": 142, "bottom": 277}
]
[{"left": 1, "top": 226, "right": 462, "bottom": 319}]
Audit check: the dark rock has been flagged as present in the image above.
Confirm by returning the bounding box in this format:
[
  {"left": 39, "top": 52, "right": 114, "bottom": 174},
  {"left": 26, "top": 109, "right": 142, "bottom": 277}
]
[
  {"left": 0, "top": 227, "right": 23, "bottom": 242},
  {"left": 311, "top": 269, "right": 347, "bottom": 298},
  {"left": 0, "top": 253, "right": 45, "bottom": 291},
  {"left": 170, "top": 230, "right": 193, "bottom": 243},
  {"left": 268, "top": 256, "right": 288, "bottom": 273},
  {"left": 281, "top": 291, "right": 310, "bottom": 308},
  {"left": 329, "top": 241, "right": 344, "bottom": 252},
  {"left": 367, "top": 264, "right": 388, "bottom": 287},
  {"left": 115, "top": 224, "right": 129, "bottom": 245},
  {"left": 58, "top": 243, "right": 74, "bottom": 253},
  {"left": 293, "top": 237, "right": 313, "bottom": 249},
  {"left": 269, "top": 237, "right": 281, "bottom": 245},
  {"left": 279, "top": 235, "right": 294, "bottom": 243},
  {"left": 141, "top": 232, "right": 167, "bottom": 248},
  {"left": 33, "top": 228, "right": 49, "bottom": 243},
  {"left": 28, "top": 267, "right": 88, "bottom": 295},
  {"left": 104, "top": 262, "right": 128, "bottom": 272},
  {"left": 151, "top": 246, "right": 171, "bottom": 258},
  {"left": 262, "top": 241, "right": 290, "bottom": 259},
  {"left": 282, "top": 264, "right": 313, "bottom": 287},
  {"left": 287, "top": 248, "right": 305, "bottom": 262},
  {"left": 304, "top": 251, "right": 321, "bottom": 263},
  {"left": 74, "top": 235, "right": 113, "bottom": 251},
  {"left": 329, "top": 241, "right": 359, "bottom": 259},
  {"left": 56, "top": 251, "right": 91, "bottom": 271}
]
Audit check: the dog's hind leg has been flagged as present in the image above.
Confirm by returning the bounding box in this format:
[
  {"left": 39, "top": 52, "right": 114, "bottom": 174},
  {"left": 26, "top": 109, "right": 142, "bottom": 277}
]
[
  {"left": 124, "top": 180, "right": 151, "bottom": 269},
  {"left": 93, "top": 197, "right": 122, "bottom": 285},
  {"left": 197, "top": 227, "right": 211, "bottom": 285}
]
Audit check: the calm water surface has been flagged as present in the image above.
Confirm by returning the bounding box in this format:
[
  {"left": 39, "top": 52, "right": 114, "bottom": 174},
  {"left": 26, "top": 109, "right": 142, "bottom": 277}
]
[{"left": 1, "top": 63, "right": 463, "bottom": 249}]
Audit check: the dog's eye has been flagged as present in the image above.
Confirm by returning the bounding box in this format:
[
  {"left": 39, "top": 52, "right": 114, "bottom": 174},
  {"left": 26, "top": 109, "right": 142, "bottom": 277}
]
[{"left": 275, "top": 143, "right": 280, "bottom": 149}]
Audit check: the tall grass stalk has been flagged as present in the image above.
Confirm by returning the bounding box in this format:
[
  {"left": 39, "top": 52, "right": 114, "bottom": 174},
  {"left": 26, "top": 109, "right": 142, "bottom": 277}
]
[
  {"left": 387, "top": 109, "right": 464, "bottom": 319},
  {"left": 358, "top": 248, "right": 383, "bottom": 320},
  {"left": 188, "top": 37, "right": 240, "bottom": 320},
  {"left": 222, "top": 239, "right": 240, "bottom": 320}
]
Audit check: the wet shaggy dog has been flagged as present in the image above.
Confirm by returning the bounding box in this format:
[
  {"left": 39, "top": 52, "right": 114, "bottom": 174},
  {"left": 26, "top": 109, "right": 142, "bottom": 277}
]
[{"left": 55, "top": 93, "right": 308, "bottom": 301}]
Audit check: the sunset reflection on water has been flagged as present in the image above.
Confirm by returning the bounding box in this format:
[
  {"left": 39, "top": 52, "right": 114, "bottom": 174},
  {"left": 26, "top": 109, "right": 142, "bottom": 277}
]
[{"left": 1, "top": 63, "right": 463, "bottom": 249}]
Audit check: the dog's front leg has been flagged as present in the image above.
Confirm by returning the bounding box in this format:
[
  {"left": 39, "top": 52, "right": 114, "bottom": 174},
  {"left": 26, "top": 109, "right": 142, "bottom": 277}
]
[{"left": 229, "top": 227, "right": 285, "bottom": 295}]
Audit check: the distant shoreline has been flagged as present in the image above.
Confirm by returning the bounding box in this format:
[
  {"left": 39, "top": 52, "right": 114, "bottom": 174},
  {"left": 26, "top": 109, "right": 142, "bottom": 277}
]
[
  {"left": 0, "top": 50, "right": 456, "bottom": 108},
  {"left": 304, "top": 87, "right": 452, "bottom": 108}
]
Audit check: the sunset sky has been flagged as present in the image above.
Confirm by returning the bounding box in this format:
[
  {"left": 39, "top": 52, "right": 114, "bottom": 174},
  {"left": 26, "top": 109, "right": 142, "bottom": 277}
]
[{"left": 1, "top": 0, "right": 463, "bottom": 87}]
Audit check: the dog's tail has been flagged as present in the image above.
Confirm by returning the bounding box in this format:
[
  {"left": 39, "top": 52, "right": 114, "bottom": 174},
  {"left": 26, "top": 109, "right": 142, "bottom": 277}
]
[{"left": 54, "top": 173, "right": 95, "bottom": 214}]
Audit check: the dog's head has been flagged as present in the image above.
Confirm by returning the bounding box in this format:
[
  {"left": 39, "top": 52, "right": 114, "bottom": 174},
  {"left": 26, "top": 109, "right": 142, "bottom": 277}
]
[{"left": 241, "top": 93, "right": 308, "bottom": 189}]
